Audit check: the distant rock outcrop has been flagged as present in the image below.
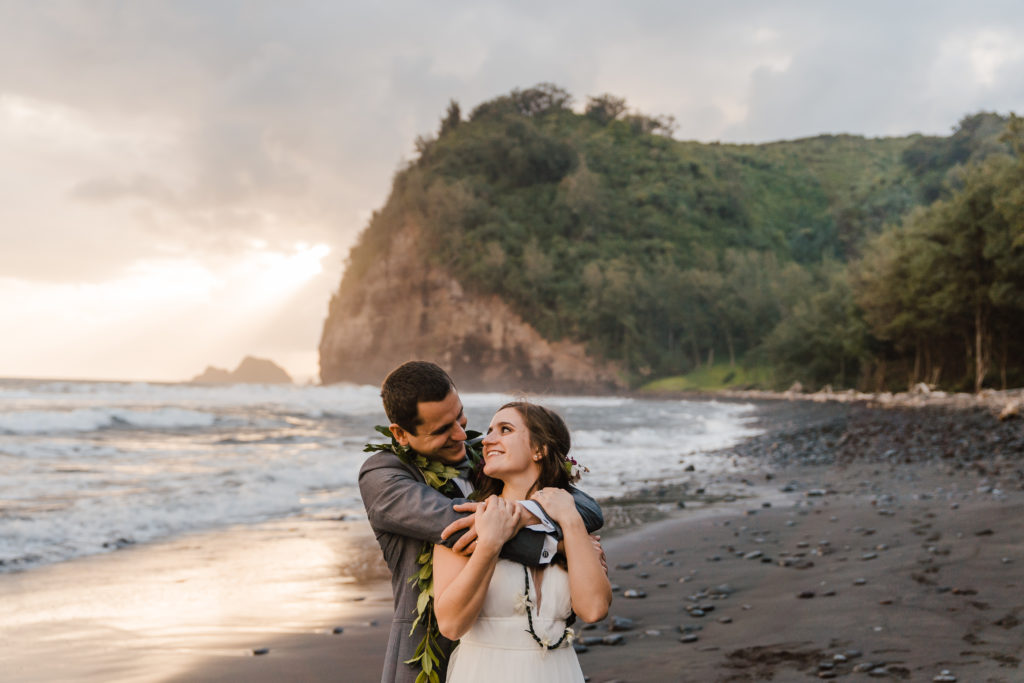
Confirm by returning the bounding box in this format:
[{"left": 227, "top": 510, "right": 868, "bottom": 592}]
[
  {"left": 191, "top": 356, "right": 293, "bottom": 384},
  {"left": 318, "top": 223, "right": 625, "bottom": 393}
]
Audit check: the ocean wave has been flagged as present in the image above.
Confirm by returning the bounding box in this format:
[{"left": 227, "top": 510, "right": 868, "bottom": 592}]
[{"left": 0, "top": 407, "right": 220, "bottom": 434}]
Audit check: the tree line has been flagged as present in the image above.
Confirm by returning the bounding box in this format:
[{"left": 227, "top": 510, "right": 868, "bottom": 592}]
[{"left": 337, "top": 84, "right": 1023, "bottom": 392}]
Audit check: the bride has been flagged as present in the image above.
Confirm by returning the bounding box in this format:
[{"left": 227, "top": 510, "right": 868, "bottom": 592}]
[{"left": 432, "top": 401, "right": 612, "bottom": 682}]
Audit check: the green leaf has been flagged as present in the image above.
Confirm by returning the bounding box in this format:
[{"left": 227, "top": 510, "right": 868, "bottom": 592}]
[{"left": 416, "top": 589, "right": 430, "bottom": 615}]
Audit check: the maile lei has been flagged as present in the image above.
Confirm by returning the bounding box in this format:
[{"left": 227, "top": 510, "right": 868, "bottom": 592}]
[{"left": 363, "top": 425, "right": 483, "bottom": 683}]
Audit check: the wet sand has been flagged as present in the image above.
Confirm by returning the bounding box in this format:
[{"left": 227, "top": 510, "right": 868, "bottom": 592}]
[{"left": 4, "top": 398, "right": 1022, "bottom": 682}]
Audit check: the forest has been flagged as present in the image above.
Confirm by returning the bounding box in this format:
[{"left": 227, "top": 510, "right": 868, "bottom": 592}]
[{"left": 338, "top": 84, "right": 1024, "bottom": 392}]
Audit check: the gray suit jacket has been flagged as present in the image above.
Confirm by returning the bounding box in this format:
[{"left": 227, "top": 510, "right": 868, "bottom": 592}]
[{"left": 359, "top": 450, "right": 603, "bottom": 683}]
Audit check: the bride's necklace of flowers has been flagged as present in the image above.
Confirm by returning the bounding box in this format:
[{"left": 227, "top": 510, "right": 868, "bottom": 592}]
[{"left": 363, "top": 425, "right": 482, "bottom": 683}]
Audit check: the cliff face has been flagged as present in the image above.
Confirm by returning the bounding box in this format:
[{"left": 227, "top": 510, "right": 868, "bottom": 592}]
[{"left": 318, "top": 224, "right": 625, "bottom": 392}]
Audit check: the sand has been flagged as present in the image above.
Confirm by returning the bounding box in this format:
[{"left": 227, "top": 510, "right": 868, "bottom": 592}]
[{"left": 3, "top": 398, "right": 1022, "bottom": 682}]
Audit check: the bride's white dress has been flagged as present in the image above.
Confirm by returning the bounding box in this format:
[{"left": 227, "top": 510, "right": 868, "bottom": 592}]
[{"left": 446, "top": 558, "right": 585, "bottom": 682}]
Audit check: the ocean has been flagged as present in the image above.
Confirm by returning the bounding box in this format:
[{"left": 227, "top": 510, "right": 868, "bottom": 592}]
[{"left": 0, "top": 379, "right": 760, "bottom": 573}]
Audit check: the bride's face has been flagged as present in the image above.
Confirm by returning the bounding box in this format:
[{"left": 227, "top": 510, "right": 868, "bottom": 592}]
[{"left": 481, "top": 407, "right": 540, "bottom": 481}]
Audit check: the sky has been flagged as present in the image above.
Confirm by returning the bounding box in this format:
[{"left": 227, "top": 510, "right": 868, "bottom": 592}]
[{"left": 1, "top": 1, "right": 1023, "bottom": 383}]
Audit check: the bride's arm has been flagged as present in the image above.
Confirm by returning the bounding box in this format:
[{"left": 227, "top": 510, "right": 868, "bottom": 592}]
[
  {"left": 531, "top": 488, "right": 612, "bottom": 623},
  {"left": 433, "top": 496, "right": 521, "bottom": 640}
]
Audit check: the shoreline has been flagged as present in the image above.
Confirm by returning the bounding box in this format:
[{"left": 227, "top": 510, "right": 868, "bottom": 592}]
[{"left": 3, "top": 398, "right": 1021, "bottom": 682}]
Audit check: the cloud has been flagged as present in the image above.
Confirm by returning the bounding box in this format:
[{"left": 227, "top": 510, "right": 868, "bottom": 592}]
[{"left": 0, "top": 0, "right": 1022, "bottom": 379}]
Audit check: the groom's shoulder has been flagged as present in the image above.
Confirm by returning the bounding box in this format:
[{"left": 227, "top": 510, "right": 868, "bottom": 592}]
[{"left": 359, "top": 449, "right": 414, "bottom": 477}]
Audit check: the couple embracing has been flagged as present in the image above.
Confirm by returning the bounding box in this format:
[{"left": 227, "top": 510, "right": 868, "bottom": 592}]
[{"left": 359, "top": 361, "right": 612, "bottom": 682}]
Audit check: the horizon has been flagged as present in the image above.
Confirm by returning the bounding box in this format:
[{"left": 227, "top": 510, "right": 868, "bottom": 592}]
[{"left": 2, "top": 1, "right": 1023, "bottom": 383}]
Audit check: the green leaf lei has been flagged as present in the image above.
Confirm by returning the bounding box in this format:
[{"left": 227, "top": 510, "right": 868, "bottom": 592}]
[{"left": 363, "top": 425, "right": 482, "bottom": 683}]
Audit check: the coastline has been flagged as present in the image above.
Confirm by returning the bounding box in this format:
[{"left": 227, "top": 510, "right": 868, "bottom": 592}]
[{"left": 3, "top": 395, "right": 1021, "bottom": 682}]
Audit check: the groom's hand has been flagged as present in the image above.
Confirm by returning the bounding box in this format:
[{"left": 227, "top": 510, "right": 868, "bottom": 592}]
[{"left": 442, "top": 502, "right": 480, "bottom": 556}]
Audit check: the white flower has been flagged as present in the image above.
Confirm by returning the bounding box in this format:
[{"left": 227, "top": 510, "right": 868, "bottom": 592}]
[
  {"left": 564, "top": 628, "right": 575, "bottom": 644},
  {"left": 540, "top": 637, "right": 552, "bottom": 648},
  {"left": 514, "top": 592, "right": 534, "bottom": 615}
]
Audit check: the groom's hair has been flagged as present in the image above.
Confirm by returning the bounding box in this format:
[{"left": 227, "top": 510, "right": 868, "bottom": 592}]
[{"left": 381, "top": 361, "right": 455, "bottom": 433}]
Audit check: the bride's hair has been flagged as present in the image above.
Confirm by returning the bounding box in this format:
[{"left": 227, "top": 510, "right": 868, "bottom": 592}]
[{"left": 471, "top": 401, "right": 579, "bottom": 500}]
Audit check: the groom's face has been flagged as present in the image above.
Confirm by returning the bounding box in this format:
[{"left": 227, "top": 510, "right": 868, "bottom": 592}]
[{"left": 391, "top": 389, "right": 468, "bottom": 465}]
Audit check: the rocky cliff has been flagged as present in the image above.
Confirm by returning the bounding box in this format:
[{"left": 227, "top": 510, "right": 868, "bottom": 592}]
[{"left": 318, "top": 223, "right": 625, "bottom": 392}]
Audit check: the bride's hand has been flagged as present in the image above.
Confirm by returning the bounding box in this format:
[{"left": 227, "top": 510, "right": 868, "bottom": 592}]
[
  {"left": 473, "top": 495, "right": 521, "bottom": 554},
  {"left": 530, "top": 487, "right": 579, "bottom": 527}
]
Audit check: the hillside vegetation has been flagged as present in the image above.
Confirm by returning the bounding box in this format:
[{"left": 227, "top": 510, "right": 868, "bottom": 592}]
[{"left": 334, "top": 84, "right": 1023, "bottom": 392}]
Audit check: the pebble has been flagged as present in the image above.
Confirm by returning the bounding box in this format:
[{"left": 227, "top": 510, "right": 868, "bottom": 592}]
[
  {"left": 644, "top": 629, "right": 661, "bottom": 636},
  {"left": 623, "top": 589, "right": 646, "bottom": 598},
  {"left": 601, "top": 634, "right": 625, "bottom": 645},
  {"left": 616, "top": 562, "right": 637, "bottom": 570},
  {"left": 608, "top": 616, "right": 635, "bottom": 632},
  {"left": 861, "top": 552, "right": 878, "bottom": 560},
  {"left": 638, "top": 572, "right": 650, "bottom": 578},
  {"left": 818, "top": 672, "right": 837, "bottom": 679},
  {"left": 252, "top": 648, "right": 270, "bottom": 656},
  {"left": 580, "top": 636, "right": 604, "bottom": 646},
  {"left": 933, "top": 670, "right": 957, "bottom": 682},
  {"left": 854, "top": 578, "right": 867, "bottom": 585},
  {"left": 332, "top": 627, "right": 344, "bottom": 634},
  {"left": 797, "top": 591, "right": 816, "bottom": 599},
  {"left": 852, "top": 662, "right": 876, "bottom": 673},
  {"left": 679, "top": 634, "right": 699, "bottom": 643},
  {"left": 718, "top": 617, "right": 732, "bottom": 624},
  {"left": 572, "top": 642, "right": 589, "bottom": 654},
  {"left": 744, "top": 550, "right": 763, "bottom": 560}
]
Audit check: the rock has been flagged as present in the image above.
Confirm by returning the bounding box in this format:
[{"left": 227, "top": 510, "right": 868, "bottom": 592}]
[
  {"left": 744, "top": 550, "right": 763, "bottom": 560},
  {"left": 623, "top": 589, "right": 646, "bottom": 599},
  {"left": 644, "top": 629, "right": 661, "bottom": 636},
  {"left": 192, "top": 356, "right": 293, "bottom": 384},
  {"left": 861, "top": 552, "right": 878, "bottom": 561},
  {"left": 252, "top": 648, "right": 270, "bottom": 655},
  {"left": 615, "top": 562, "right": 637, "bottom": 570},
  {"left": 797, "top": 591, "right": 816, "bottom": 599},
  {"left": 572, "top": 642, "right": 589, "bottom": 654},
  {"left": 933, "top": 670, "right": 957, "bottom": 682},
  {"left": 601, "top": 634, "right": 625, "bottom": 645},
  {"left": 608, "top": 616, "right": 635, "bottom": 632},
  {"left": 679, "top": 634, "right": 699, "bottom": 643},
  {"left": 332, "top": 627, "right": 344, "bottom": 634},
  {"left": 998, "top": 400, "right": 1020, "bottom": 421},
  {"left": 637, "top": 572, "right": 650, "bottom": 578},
  {"left": 718, "top": 617, "right": 732, "bottom": 624},
  {"left": 580, "top": 636, "right": 604, "bottom": 646}
]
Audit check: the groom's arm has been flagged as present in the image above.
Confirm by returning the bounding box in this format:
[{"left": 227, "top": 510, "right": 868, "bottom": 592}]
[
  {"left": 445, "top": 486, "right": 604, "bottom": 567},
  {"left": 359, "top": 454, "right": 466, "bottom": 543}
]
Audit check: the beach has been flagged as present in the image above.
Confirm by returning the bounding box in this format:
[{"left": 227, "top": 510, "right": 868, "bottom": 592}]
[{"left": 3, "top": 395, "right": 1023, "bottom": 682}]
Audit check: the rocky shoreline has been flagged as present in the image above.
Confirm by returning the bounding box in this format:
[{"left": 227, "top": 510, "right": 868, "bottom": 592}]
[{"left": 574, "top": 395, "right": 1024, "bottom": 681}]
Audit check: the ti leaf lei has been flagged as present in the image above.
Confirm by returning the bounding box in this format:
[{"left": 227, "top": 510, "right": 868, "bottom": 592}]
[{"left": 363, "top": 425, "right": 482, "bottom": 683}]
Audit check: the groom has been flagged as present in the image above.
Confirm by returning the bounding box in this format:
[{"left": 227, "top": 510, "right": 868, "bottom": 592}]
[{"left": 359, "top": 360, "right": 603, "bottom": 683}]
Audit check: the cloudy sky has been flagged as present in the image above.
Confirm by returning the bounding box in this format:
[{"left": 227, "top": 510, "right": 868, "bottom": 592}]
[{"left": 1, "top": 1, "right": 1022, "bottom": 382}]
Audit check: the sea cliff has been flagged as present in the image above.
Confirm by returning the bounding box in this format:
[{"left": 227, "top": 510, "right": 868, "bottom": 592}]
[{"left": 318, "top": 222, "right": 625, "bottom": 392}]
